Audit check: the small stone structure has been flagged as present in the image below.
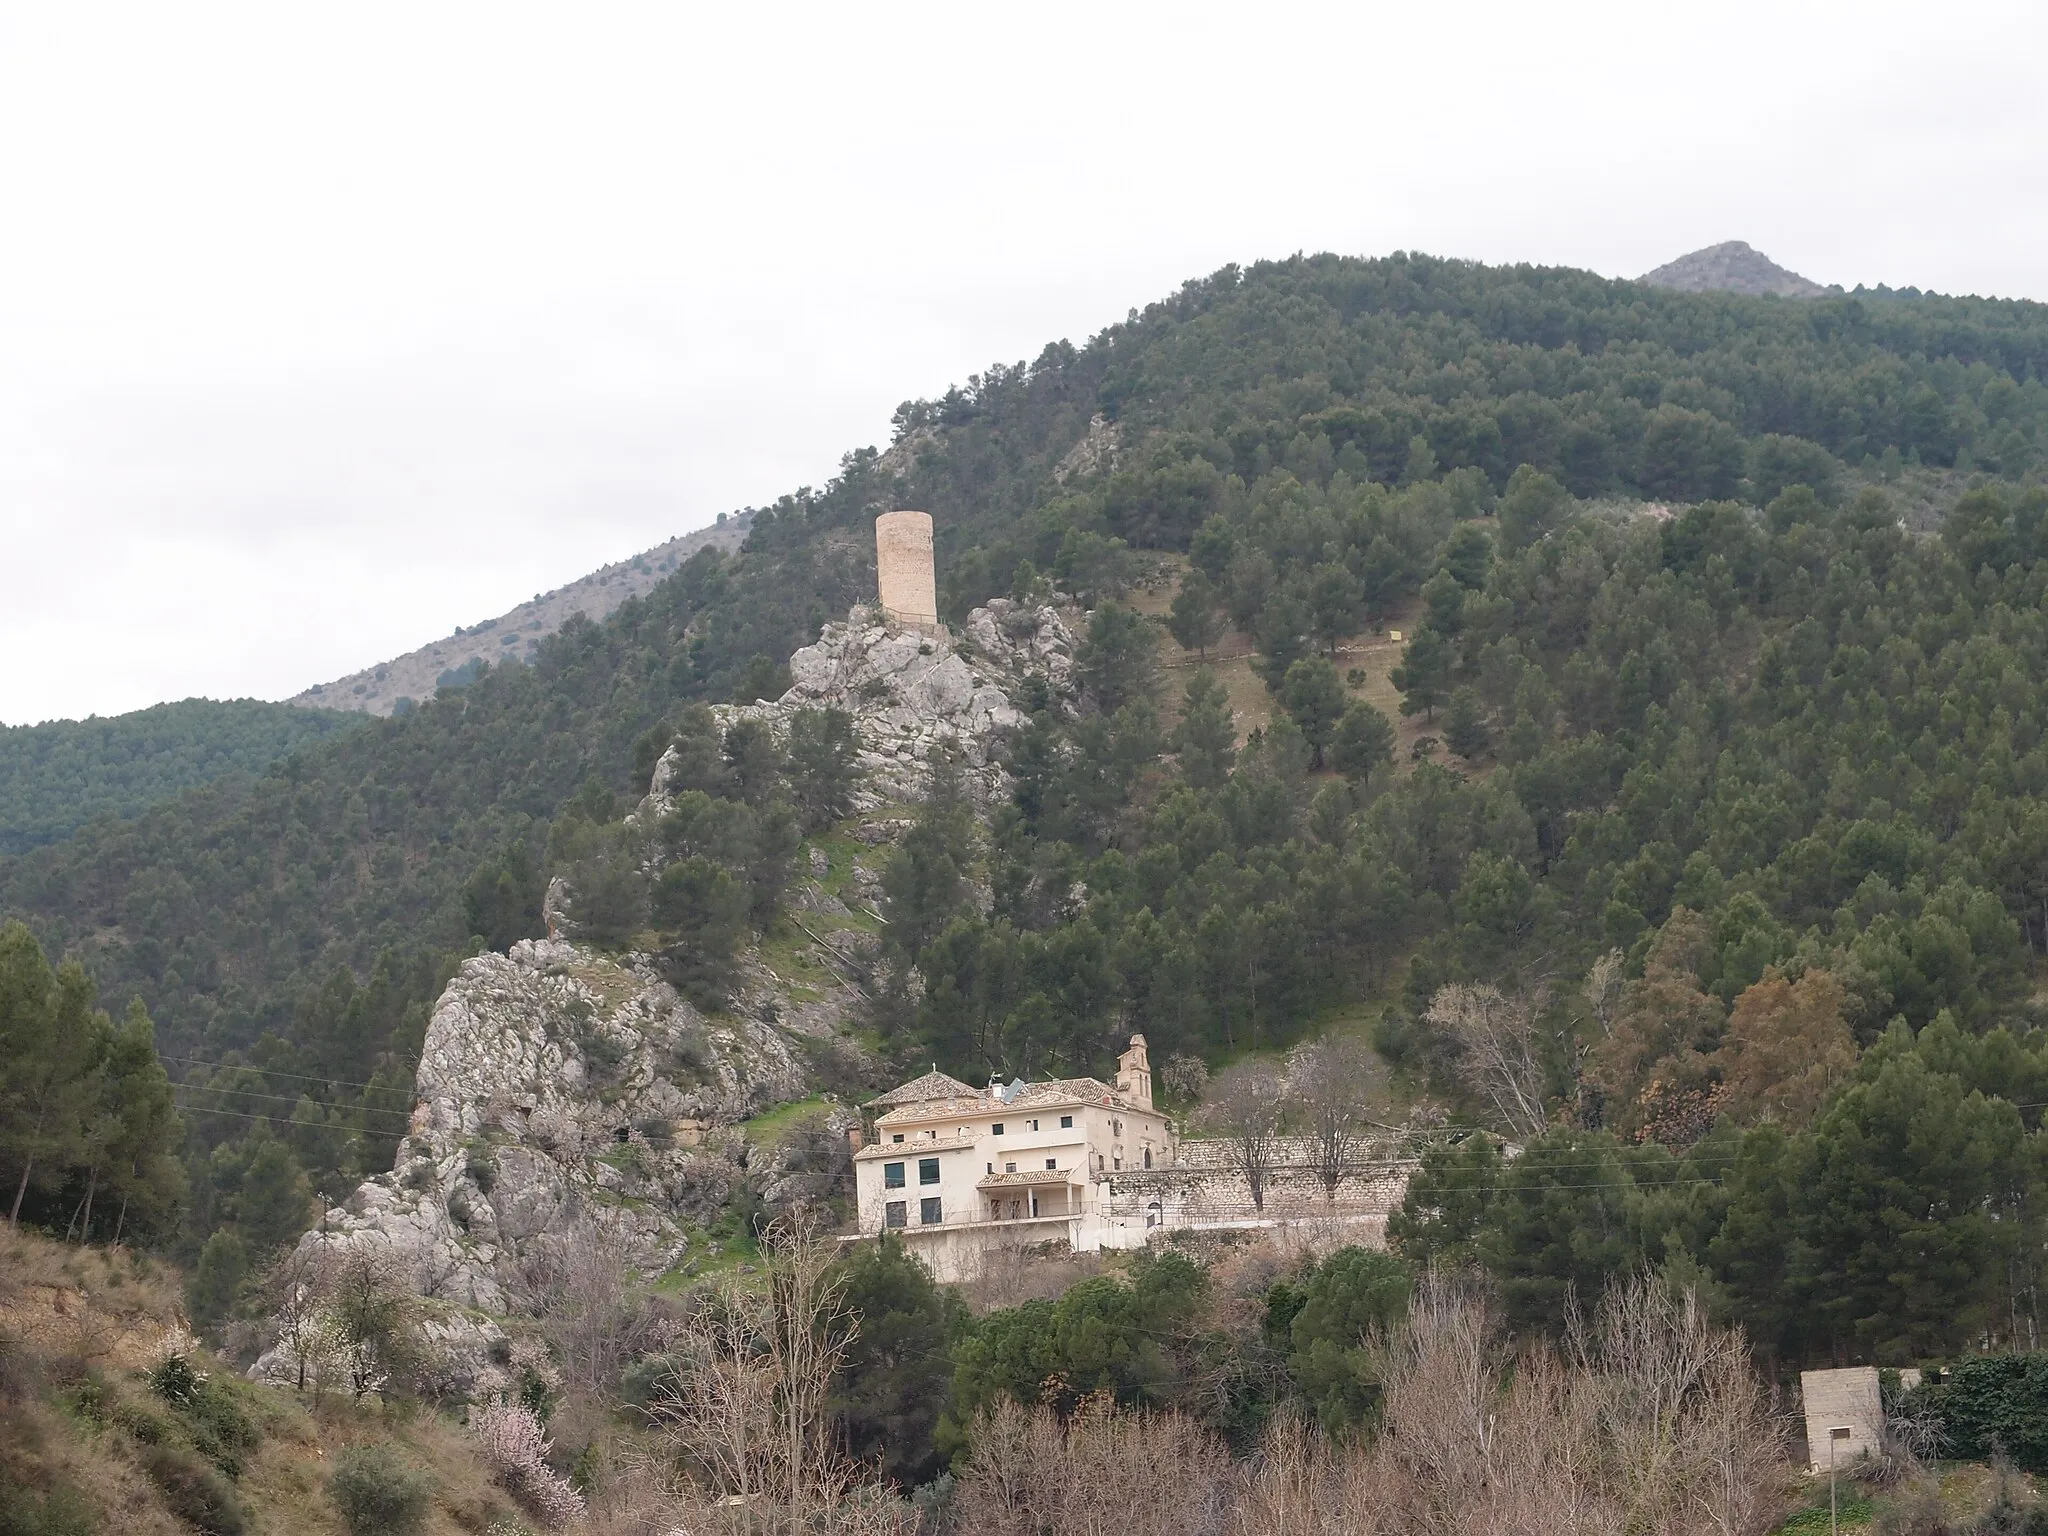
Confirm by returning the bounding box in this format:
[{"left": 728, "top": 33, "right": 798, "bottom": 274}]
[
  {"left": 1800, "top": 1366, "right": 1882, "bottom": 1473},
  {"left": 876, "top": 510, "right": 939, "bottom": 633}
]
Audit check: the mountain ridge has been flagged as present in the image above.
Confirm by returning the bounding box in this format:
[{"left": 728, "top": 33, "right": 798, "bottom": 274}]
[{"left": 286, "top": 510, "right": 755, "bottom": 717}]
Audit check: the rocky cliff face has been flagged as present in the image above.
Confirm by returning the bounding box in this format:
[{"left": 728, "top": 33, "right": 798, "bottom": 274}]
[
  {"left": 277, "top": 939, "right": 814, "bottom": 1319},
  {"left": 258, "top": 601, "right": 1073, "bottom": 1380},
  {"left": 678, "top": 598, "right": 1072, "bottom": 811}
]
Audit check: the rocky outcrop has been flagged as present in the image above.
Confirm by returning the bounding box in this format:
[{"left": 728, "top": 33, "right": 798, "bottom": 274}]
[
  {"left": 1639, "top": 240, "right": 1831, "bottom": 299},
  {"left": 258, "top": 599, "right": 1076, "bottom": 1384},
  {"left": 256, "top": 939, "right": 810, "bottom": 1340},
  {"left": 644, "top": 600, "right": 1073, "bottom": 813}
]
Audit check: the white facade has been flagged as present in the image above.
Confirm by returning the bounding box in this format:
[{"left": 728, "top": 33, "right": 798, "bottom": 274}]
[
  {"left": 846, "top": 1036, "right": 1417, "bottom": 1281},
  {"left": 849, "top": 1038, "right": 1173, "bottom": 1278}
]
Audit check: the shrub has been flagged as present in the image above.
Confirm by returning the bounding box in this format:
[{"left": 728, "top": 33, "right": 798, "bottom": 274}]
[
  {"left": 327, "top": 1445, "right": 432, "bottom": 1536},
  {"left": 139, "top": 1443, "right": 245, "bottom": 1535},
  {"left": 0, "top": 1473, "right": 95, "bottom": 1536},
  {"left": 1906, "top": 1354, "right": 2048, "bottom": 1474}
]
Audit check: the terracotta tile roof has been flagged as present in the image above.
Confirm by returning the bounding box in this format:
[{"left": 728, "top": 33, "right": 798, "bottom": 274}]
[
  {"left": 873, "top": 1096, "right": 987, "bottom": 1127},
  {"left": 867, "top": 1069, "right": 979, "bottom": 1108},
  {"left": 1006, "top": 1078, "right": 1125, "bottom": 1110}
]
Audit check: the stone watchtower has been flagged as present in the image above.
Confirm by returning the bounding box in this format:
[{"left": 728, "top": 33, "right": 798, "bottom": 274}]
[{"left": 875, "top": 510, "right": 940, "bottom": 634}]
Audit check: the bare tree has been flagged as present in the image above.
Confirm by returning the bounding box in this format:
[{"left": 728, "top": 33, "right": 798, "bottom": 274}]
[
  {"left": 510, "top": 1211, "right": 658, "bottom": 1402},
  {"left": 1201, "top": 1061, "right": 1287, "bottom": 1211},
  {"left": 1582, "top": 950, "right": 1626, "bottom": 1036},
  {"left": 951, "top": 1395, "right": 1234, "bottom": 1536},
  {"left": 649, "top": 1206, "right": 909, "bottom": 1534},
  {"left": 1424, "top": 983, "right": 1552, "bottom": 1139},
  {"left": 263, "top": 1241, "right": 337, "bottom": 1394},
  {"left": 1286, "top": 1036, "right": 1379, "bottom": 1198}
]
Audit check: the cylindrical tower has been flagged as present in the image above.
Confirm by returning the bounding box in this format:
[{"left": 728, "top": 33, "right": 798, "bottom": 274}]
[{"left": 875, "top": 510, "right": 939, "bottom": 633}]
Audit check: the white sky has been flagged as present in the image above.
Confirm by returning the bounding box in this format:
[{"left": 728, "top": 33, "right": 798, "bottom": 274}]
[{"left": 2, "top": 0, "right": 2043, "bottom": 724}]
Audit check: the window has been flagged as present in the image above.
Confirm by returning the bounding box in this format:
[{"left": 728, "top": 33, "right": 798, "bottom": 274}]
[
  {"left": 919, "top": 1197, "right": 942, "bottom": 1224},
  {"left": 991, "top": 1123, "right": 1004, "bottom": 1136},
  {"left": 1004, "top": 1161, "right": 1016, "bottom": 1174},
  {"left": 891, "top": 1133, "right": 904, "bottom": 1143},
  {"left": 1045, "top": 1158, "right": 1058, "bottom": 1170},
  {"left": 884, "top": 1200, "right": 907, "bottom": 1228},
  {"left": 883, "top": 1161, "right": 905, "bottom": 1189},
  {"left": 1027, "top": 1119, "right": 1039, "bottom": 1131},
  {"left": 1112, "top": 1118, "right": 1123, "bottom": 1136},
  {"left": 1059, "top": 1115, "right": 1073, "bottom": 1129},
  {"left": 1143, "top": 1147, "right": 1152, "bottom": 1169},
  {"left": 918, "top": 1158, "right": 940, "bottom": 1185},
  {"left": 986, "top": 1162, "right": 994, "bottom": 1174}
]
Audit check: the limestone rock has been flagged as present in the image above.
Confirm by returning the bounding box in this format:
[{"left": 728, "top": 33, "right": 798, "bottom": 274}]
[
  {"left": 252, "top": 937, "right": 806, "bottom": 1378},
  {"left": 655, "top": 600, "right": 1073, "bottom": 813}
]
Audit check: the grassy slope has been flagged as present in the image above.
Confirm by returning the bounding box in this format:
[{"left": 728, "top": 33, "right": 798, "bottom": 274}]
[{"left": 0, "top": 1229, "right": 528, "bottom": 1536}]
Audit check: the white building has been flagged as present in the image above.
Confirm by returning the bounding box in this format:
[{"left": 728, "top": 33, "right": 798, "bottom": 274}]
[
  {"left": 849, "top": 1036, "right": 1173, "bottom": 1279},
  {"left": 847, "top": 1034, "right": 1418, "bottom": 1280}
]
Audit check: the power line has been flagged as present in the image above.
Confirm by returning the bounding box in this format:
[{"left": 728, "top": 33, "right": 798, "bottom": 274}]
[
  {"left": 170, "top": 1081, "right": 416, "bottom": 1118},
  {"left": 157, "top": 1052, "right": 413, "bottom": 1094},
  {"left": 170, "top": 1098, "right": 414, "bottom": 1130}
]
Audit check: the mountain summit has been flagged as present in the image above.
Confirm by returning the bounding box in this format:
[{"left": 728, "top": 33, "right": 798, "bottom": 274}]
[{"left": 1639, "top": 240, "right": 1831, "bottom": 298}]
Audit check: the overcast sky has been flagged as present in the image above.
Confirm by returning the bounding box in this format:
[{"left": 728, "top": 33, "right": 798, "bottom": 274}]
[{"left": 2, "top": 0, "right": 2043, "bottom": 724}]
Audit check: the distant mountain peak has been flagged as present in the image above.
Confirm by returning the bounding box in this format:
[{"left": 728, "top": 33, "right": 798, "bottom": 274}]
[{"left": 1639, "top": 240, "right": 1831, "bottom": 299}]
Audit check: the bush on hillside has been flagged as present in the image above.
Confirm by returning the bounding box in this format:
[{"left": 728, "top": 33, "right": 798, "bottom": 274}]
[{"left": 327, "top": 1445, "right": 432, "bottom": 1536}]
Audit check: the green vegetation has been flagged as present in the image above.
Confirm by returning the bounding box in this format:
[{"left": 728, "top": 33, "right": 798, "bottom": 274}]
[
  {"left": 0, "top": 699, "right": 358, "bottom": 855},
  {"left": 7, "top": 251, "right": 2048, "bottom": 1414}
]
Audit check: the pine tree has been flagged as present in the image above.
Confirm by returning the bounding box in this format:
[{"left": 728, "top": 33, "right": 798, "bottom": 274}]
[
  {"left": 1279, "top": 658, "right": 1347, "bottom": 769},
  {"left": 0, "top": 922, "right": 102, "bottom": 1228},
  {"left": 84, "top": 999, "right": 183, "bottom": 1244},
  {"left": 1389, "top": 627, "right": 1451, "bottom": 723},
  {"left": 1171, "top": 670, "right": 1237, "bottom": 789},
  {"left": 1166, "top": 572, "right": 1226, "bottom": 660},
  {"left": 1444, "top": 688, "right": 1490, "bottom": 760},
  {"left": 1330, "top": 702, "right": 1396, "bottom": 784}
]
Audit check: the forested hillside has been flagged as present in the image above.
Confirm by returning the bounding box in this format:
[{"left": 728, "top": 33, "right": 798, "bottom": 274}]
[
  {"left": 0, "top": 699, "right": 358, "bottom": 855},
  {"left": 5, "top": 250, "right": 2048, "bottom": 1303}
]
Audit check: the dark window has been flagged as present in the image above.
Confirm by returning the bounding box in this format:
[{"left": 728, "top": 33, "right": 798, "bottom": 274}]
[
  {"left": 1060, "top": 1115, "right": 1073, "bottom": 1128},
  {"left": 891, "top": 1133, "right": 904, "bottom": 1143},
  {"left": 992, "top": 1123, "right": 1004, "bottom": 1136},
  {"left": 1005, "top": 1162, "right": 1016, "bottom": 1174},
  {"left": 884, "top": 1200, "right": 906, "bottom": 1228},
  {"left": 919, "top": 1197, "right": 942, "bottom": 1224},
  {"left": 1028, "top": 1119, "right": 1039, "bottom": 1131},
  {"left": 918, "top": 1158, "right": 940, "bottom": 1185},
  {"left": 1045, "top": 1158, "right": 1058, "bottom": 1170},
  {"left": 1143, "top": 1147, "right": 1152, "bottom": 1169},
  {"left": 883, "top": 1161, "right": 905, "bottom": 1189}
]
